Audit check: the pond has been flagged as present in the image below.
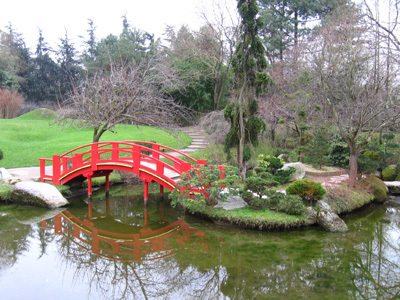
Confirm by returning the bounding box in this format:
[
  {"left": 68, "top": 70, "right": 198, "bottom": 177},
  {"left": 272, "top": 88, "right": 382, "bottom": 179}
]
[{"left": 0, "top": 184, "right": 399, "bottom": 300}]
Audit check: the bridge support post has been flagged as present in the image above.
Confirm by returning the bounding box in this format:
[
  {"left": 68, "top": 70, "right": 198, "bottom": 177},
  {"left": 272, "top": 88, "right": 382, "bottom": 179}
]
[
  {"left": 105, "top": 174, "right": 110, "bottom": 196},
  {"left": 144, "top": 180, "right": 149, "bottom": 206},
  {"left": 88, "top": 177, "right": 93, "bottom": 198},
  {"left": 160, "top": 185, "right": 164, "bottom": 197}
]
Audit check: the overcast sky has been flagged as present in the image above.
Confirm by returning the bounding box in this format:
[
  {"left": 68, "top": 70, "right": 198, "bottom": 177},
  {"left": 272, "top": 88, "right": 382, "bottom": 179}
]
[{"left": 0, "top": 0, "right": 236, "bottom": 52}]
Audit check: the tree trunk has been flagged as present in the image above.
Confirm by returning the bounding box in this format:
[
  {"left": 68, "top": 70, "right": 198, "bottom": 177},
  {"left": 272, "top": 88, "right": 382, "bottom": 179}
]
[
  {"left": 238, "top": 96, "right": 246, "bottom": 181},
  {"left": 93, "top": 126, "right": 107, "bottom": 143},
  {"left": 348, "top": 141, "right": 359, "bottom": 187}
]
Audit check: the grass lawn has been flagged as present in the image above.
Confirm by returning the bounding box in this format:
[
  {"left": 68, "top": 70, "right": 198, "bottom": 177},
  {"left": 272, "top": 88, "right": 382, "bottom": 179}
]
[{"left": 0, "top": 109, "right": 192, "bottom": 168}]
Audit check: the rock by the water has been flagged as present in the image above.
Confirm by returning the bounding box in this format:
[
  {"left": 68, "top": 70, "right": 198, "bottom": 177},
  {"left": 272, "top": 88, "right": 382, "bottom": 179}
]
[
  {"left": 316, "top": 200, "right": 348, "bottom": 233},
  {"left": 214, "top": 195, "right": 248, "bottom": 210},
  {"left": 280, "top": 162, "right": 306, "bottom": 181},
  {"left": 0, "top": 167, "right": 20, "bottom": 184},
  {"left": 11, "top": 182, "right": 69, "bottom": 208}
]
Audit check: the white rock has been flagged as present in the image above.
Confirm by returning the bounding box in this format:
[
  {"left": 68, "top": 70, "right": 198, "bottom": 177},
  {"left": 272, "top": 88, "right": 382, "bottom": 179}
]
[
  {"left": 280, "top": 162, "right": 306, "bottom": 181},
  {"left": 215, "top": 195, "right": 248, "bottom": 210},
  {"left": 11, "top": 182, "right": 69, "bottom": 209}
]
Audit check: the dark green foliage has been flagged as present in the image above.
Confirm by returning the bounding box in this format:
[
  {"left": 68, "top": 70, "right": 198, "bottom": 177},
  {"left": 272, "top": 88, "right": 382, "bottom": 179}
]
[
  {"left": 328, "top": 141, "right": 349, "bottom": 168},
  {"left": 169, "top": 164, "right": 240, "bottom": 213},
  {"left": 244, "top": 175, "right": 278, "bottom": 199},
  {"left": 169, "top": 57, "right": 215, "bottom": 112},
  {"left": 286, "top": 178, "right": 326, "bottom": 204},
  {"left": 0, "top": 149, "right": 3, "bottom": 160},
  {"left": 258, "top": 0, "right": 342, "bottom": 62},
  {"left": 308, "top": 127, "right": 330, "bottom": 169},
  {"left": 358, "top": 152, "right": 380, "bottom": 174},
  {"left": 225, "top": 0, "right": 272, "bottom": 175},
  {"left": 24, "top": 30, "right": 61, "bottom": 103},
  {"left": 257, "top": 154, "right": 284, "bottom": 174},
  {"left": 57, "top": 31, "right": 82, "bottom": 97},
  {"left": 274, "top": 167, "right": 296, "bottom": 185},
  {"left": 276, "top": 195, "right": 306, "bottom": 215},
  {"left": 249, "top": 190, "right": 305, "bottom": 216}
]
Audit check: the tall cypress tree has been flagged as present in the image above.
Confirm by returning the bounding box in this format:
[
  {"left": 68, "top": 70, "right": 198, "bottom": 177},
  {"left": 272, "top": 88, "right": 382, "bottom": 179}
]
[{"left": 224, "top": 0, "right": 273, "bottom": 180}]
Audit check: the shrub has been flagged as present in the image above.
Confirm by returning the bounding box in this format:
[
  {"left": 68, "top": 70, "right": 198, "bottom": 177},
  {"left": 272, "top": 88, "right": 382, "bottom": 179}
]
[
  {"left": 276, "top": 195, "right": 306, "bottom": 215},
  {"left": 358, "top": 152, "right": 380, "bottom": 174},
  {"left": 249, "top": 190, "right": 306, "bottom": 216},
  {"left": 286, "top": 178, "right": 326, "bottom": 204},
  {"left": 274, "top": 167, "right": 296, "bottom": 185},
  {"left": 328, "top": 142, "right": 349, "bottom": 168},
  {"left": 257, "top": 154, "right": 284, "bottom": 174},
  {"left": 244, "top": 175, "right": 278, "bottom": 199},
  {"left": 169, "top": 164, "right": 240, "bottom": 213},
  {"left": 0, "top": 149, "right": 3, "bottom": 160}
]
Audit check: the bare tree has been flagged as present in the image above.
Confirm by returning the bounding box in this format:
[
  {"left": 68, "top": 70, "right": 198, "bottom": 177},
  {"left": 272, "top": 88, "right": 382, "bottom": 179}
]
[
  {"left": 310, "top": 5, "right": 400, "bottom": 186},
  {"left": 57, "top": 58, "right": 192, "bottom": 142}
]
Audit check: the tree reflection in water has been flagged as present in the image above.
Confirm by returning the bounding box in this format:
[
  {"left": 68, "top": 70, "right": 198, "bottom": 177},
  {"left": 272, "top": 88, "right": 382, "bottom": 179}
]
[{"left": 32, "top": 194, "right": 400, "bottom": 299}]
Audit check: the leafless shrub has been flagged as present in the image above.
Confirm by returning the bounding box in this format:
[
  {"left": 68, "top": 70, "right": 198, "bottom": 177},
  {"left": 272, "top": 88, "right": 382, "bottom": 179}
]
[
  {"left": 199, "top": 110, "right": 229, "bottom": 144},
  {"left": 0, "top": 89, "right": 24, "bottom": 118}
]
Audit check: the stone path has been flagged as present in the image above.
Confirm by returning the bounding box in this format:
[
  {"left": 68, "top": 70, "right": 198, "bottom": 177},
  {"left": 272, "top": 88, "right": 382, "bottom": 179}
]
[
  {"left": 4, "top": 126, "right": 209, "bottom": 183},
  {"left": 306, "top": 174, "right": 350, "bottom": 188}
]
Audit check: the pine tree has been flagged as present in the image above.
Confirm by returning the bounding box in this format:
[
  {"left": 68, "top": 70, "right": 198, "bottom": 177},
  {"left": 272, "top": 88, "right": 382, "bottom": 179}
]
[
  {"left": 308, "top": 127, "right": 330, "bottom": 169},
  {"left": 224, "top": 0, "right": 273, "bottom": 180}
]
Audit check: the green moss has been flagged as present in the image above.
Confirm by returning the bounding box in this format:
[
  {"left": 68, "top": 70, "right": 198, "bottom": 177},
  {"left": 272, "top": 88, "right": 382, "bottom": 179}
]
[
  {"left": 382, "top": 165, "right": 397, "bottom": 181},
  {"left": 361, "top": 176, "right": 388, "bottom": 204},
  {"left": 0, "top": 180, "right": 12, "bottom": 201},
  {"left": 324, "top": 184, "right": 375, "bottom": 215},
  {"left": 190, "top": 205, "right": 308, "bottom": 230}
]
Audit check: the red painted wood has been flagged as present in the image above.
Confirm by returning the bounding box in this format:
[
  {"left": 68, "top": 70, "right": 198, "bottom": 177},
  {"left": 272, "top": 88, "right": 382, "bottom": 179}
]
[{"left": 39, "top": 141, "right": 224, "bottom": 197}]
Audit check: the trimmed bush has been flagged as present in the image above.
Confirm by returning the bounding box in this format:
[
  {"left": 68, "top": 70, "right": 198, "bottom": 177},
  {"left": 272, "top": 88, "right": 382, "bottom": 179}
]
[
  {"left": 276, "top": 195, "right": 306, "bottom": 216},
  {"left": 249, "top": 190, "right": 305, "bottom": 216},
  {"left": 286, "top": 178, "right": 326, "bottom": 204},
  {"left": 0, "top": 149, "right": 3, "bottom": 160}
]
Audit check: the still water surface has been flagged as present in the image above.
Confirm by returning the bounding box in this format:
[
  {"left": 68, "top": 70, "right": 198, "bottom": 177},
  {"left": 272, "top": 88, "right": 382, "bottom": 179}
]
[{"left": 0, "top": 184, "right": 399, "bottom": 300}]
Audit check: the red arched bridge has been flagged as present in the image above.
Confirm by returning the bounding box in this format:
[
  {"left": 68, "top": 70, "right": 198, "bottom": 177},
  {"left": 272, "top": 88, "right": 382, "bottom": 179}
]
[{"left": 39, "top": 141, "right": 209, "bottom": 198}]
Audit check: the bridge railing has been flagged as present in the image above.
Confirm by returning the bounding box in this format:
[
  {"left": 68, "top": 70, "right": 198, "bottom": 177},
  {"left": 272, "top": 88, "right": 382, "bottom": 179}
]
[{"left": 40, "top": 141, "right": 206, "bottom": 185}]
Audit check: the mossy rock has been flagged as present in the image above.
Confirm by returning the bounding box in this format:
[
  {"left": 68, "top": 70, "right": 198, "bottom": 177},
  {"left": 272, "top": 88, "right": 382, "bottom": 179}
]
[
  {"left": 382, "top": 165, "right": 397, "bottom": 181},
  {"left": 361, "top": 176, "right": 388, "bottom": 204}
]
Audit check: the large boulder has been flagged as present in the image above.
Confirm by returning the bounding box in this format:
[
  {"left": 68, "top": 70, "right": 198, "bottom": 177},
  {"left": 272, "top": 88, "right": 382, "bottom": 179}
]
[
  {"left": 214, "top": 195, "right": 248, "bottom": 210},
  {"left": 316, "top": 200, "right": 348, "bottom": 233},
  {"left": 278, "top": 153, "right": 292, "bottom": 163},
  {"left": 280, "top": 162, "right": 306, "bottom": 181},
  {"left": 11, "top": 182, "right": 69, "bottom": 208}
]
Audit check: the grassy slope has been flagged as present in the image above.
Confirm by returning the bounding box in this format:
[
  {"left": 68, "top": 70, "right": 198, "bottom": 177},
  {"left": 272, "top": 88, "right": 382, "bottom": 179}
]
[{"left": 0, "top": 109, "right": 191, "bottom": 168}]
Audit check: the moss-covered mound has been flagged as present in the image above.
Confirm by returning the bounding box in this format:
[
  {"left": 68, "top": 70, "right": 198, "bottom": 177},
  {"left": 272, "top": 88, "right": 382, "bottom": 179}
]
[
  {"left": 189, "top": 206, "right": 309, "bottom": 230},
  {"left": 382, "top": 165, "right": 397, "bottom": 181},
  {"left": 324, "top": 184, "right": 375, "bottom": 215},
  {"left": 360, "top": 176, "right": 388, "bottom": 204}
]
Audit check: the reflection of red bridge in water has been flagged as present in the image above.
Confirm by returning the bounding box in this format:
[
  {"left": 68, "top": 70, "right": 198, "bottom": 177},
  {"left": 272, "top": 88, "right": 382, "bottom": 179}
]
[
  {"left": 41, "top": 202, "right": 208, "bottom": 262},
  {"left": 39, "top": 141, "right": 216, "bottom": 198}
]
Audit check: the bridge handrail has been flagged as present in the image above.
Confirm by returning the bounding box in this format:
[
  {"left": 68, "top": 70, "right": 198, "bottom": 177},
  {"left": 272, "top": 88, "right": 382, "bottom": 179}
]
[
  {"left": 39, "top": 141, "right": 206, "bottom": 184},
  {"left": 57, "top": 141, "right": 202, "bottom": 164}
]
